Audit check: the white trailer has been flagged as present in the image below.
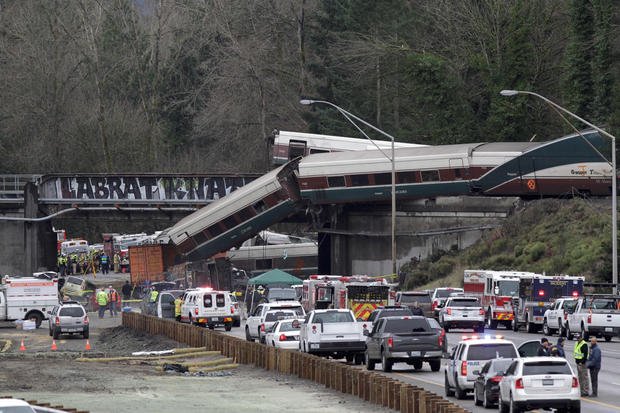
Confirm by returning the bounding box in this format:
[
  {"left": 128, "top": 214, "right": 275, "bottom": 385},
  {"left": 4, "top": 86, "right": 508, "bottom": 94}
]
[{"left": 0, "top": 275, "right": 59, "bottom": 327}]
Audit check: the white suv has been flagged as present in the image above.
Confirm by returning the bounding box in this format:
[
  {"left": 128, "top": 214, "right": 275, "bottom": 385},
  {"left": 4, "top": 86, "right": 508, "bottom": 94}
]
[
  {"left": 498, "top": 357, "right": 580, "bottom": 413},
  {"left": 445, "top": 336, "right": 518, "bottom": 399},
  {"left": 180, "top": 288, "right": 237, "bottom": 331},
  {"left": 47, "top": 301, "right": 89, "bottom": 339},
  {"left": 246, "top": 301, "right": 305, "bottom": 342}
]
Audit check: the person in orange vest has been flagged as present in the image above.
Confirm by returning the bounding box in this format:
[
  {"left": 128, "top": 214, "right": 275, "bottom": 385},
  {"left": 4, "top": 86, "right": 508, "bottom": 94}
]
[{"left": 107, "top": 286, "right": 121, "bottom": 317}]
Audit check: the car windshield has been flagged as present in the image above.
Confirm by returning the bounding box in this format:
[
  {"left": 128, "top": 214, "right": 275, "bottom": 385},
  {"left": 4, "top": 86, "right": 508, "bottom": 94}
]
[
  {"left": 265, "top": 311, "right": 296, "bottom": 322},
  {"left": 378, "top": 309, "right": 413, "bottom": 318},
  {"left": 523, "top": 361, "right": 572, "bottom": 375},
  {"left": 279, "top": 320, "right": 302, "bottom": 332},
  {"left": 313, "top": 311, "right": 353, "bottom": 323},
  {"left": 466, "top": 344, "right": 518, "bottom": 360},
  {"left": 436, "top": 289, "right": 462, "bottom": 298},
  {"left": 448, "top": 299, "right": 480, "bottom": 307},
  {"left": 426, "top": 318, "right": 440, "bottom": 329},
  {"left": 497, "top": 281, "right": 519, "bottom": 296},
  {"left": 400, "top": 294, "right": 431, "bottom": 304},
  {"left": 384, "top": 318, "right": 431, "bottom": 333},
  {"left": 268, "top": 288, "right": 296, "bottom": 301},
  {"left": 590, "top": 298, "right": 618, "bottom": 310},
  {"left": 59, "top": 307, "right": 85, "bottom": 317}
]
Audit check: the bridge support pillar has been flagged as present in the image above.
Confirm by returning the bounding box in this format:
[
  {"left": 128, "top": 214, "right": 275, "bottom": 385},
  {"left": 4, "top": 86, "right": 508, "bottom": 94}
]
[{"left": 24, "top": 182, "right": 39, "bottom": 275}]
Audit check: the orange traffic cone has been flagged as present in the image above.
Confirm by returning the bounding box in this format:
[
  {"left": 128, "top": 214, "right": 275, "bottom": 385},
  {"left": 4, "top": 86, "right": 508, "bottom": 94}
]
[
  {"left": 50, "top": 339, "right": 58, "bottom": 351},
  {"left": 19, "top": 338, "right": 26, "bottom": 351},
  {"left": 85, "top": 339, "right": 91, "bottom": 351}
]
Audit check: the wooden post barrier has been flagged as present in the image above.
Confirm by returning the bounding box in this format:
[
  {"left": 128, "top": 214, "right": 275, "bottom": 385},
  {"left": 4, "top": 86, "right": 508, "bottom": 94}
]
[{"left": 122, "top": 313, "right": 469, "bottom": 413}]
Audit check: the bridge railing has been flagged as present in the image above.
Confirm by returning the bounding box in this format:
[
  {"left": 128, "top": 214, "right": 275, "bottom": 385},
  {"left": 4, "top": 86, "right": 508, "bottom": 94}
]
[{"left": 0, "top": 175, "right": 40, "bottom": 200}]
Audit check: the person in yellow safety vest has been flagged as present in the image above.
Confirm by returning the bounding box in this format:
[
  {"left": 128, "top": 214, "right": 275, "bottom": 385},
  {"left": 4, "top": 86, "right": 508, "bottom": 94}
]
[
  {"left": 96, "top": 288, "right": 109, "bottom": 319},
  {"left": 150, "top": 288, "right": 159, "bottom": 303},
  {"left": 574, "top": 333, "right": 590, "bottom": 397},
  {"left": 113, "top": 253, "right": 120, "bottom": 273},
  {"left": 174, "top": 296, "right": 183, "bottom": 322}
]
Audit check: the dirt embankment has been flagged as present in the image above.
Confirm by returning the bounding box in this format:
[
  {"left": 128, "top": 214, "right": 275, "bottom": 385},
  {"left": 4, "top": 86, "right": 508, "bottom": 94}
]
[{"left": 1, "top": 324, "right": 390, "bottom": 413}]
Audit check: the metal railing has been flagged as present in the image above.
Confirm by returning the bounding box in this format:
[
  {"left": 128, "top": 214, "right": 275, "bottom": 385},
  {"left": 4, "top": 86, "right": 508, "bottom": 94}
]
[{"left": 0, "top": 175, "right": 40, "bottom": 199}]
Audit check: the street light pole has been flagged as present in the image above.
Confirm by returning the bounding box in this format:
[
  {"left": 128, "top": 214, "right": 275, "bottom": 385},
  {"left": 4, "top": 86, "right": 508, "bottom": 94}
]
[
  {"left": 500, "top": 89, "right": 618, "bottom": 294},
  {"left": 299, "top": 99, "right": 397, "bottom": 277}
]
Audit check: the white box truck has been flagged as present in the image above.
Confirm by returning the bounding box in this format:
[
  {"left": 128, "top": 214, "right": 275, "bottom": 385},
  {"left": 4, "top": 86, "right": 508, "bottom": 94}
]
[{"left": 0, "top": 275, "right": 59, "bottom": 328}]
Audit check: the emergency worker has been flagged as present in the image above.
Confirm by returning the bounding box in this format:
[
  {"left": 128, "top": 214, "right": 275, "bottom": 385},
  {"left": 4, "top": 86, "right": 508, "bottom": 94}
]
[
  {"left": 174, "top": 295, "right": 183, "bottom": 322},
  {"left": 574, "top": 333, "right": 590, "bottom": 397},
  {"left": 96, "top": 288, "right": 109, "bottom": 319},
  {"left": 108, "top": 286, "right": 120, "bottom": 317}
]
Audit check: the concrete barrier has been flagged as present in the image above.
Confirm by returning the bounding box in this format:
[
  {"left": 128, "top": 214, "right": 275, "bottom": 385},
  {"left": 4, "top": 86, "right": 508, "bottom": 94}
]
[{"left": 122, "top": 312, "right": 469, "bottom": 413}]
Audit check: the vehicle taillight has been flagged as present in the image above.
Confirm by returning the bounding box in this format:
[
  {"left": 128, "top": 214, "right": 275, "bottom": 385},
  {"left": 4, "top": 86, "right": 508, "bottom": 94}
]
[
  {"left": 438, "top": 331, "right": 444, "bottom": 348},
  {"left": 572, "top": 291, "right": 579, "bottom": 297},
  {"left": 432, "top": 300, "right": 438, "bottom": 310},
  {"left": 572, "top": 377, "right": 579, "bottom": 388},
  {"left": 194, "top": 308, "right": 198, "bottom": 315},
  {"left": 387, "top": 337, "right": 393, "bottom": 348},
  {"left": 538, "top": 289, "right": 545, "bottom": 297},
  {"left": 515, "top": 378, "right": 524, "bottom": 389},
  {"left": 479, "top": 308, "right": 485, "bottom": 316},
  {"left": 587, "top": 310, "right": 592, "bottom": 324},
  {"left": 564, "top": 311, "right": 568, "bottom": 320},
  {"left": 279, "top": 334, "right": 288, "bottom": 341},
  {"left": 83, "top": 315, "right": 89, "bottom": 324},
  {"left": 230, "top": 306, "right": 235, "bottom": 314},
  {"left": 461, "top": 361, "right": 468, "bottom": 376},
  {"left": 55, "top": 316, "right": 60, "bottom": 325},
  {"left": 260, "top": 324, "right": 265, "bottom": 332},
  {"left": 490, "top": 376, "right": 503, "bottom": 383},
  {"left": 446, "top": 308, "right": 452, "bottom": 315}
]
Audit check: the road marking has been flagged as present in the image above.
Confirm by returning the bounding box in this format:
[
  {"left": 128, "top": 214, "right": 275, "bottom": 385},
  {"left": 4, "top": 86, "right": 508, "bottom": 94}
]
[
  {"left": 1, "top": 339, "right": 11, "bottom": 352},
  {"left": 393, "top": 371, "right": 443, "bottom": 387},
  {"left": 581, "top": 397, "right": 620, "bottom": 410}
]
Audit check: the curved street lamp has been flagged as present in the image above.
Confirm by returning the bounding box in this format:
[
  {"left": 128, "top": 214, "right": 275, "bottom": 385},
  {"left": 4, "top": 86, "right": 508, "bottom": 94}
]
[
  {"left": 500, "top": 89, "right": 618, "bottom": 294},
  {"left": 299, "top": 99, "right": 397, "bottom": 277}
]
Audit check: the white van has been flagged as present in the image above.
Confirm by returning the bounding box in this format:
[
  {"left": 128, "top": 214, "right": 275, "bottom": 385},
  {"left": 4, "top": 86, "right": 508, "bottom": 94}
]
[{"left": 180, "top": 288, "right": 238, "bottom": 331}]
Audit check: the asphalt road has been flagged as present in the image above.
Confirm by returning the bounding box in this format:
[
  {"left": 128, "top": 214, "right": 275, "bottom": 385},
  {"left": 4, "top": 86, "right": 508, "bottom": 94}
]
[{"left": 226, "top": 322, "right": 620, "bottom": 413}]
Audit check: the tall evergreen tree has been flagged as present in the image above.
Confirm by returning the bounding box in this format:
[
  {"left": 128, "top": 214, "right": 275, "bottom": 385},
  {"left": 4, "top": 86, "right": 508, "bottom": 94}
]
[{"left": 591, "top": 0, "right": 613, "bottom": 124}]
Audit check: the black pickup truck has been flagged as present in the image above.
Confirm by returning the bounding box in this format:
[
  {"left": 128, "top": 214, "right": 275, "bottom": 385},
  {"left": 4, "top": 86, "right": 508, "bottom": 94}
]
[{"left": 364, "top": 316, "right": 443, "bottom": 372}]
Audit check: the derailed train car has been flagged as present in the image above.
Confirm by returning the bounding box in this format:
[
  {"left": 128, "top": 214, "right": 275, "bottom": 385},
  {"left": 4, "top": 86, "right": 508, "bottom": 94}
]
[{"left": 164, "top": 130, "right": 612, "bottom": 261}]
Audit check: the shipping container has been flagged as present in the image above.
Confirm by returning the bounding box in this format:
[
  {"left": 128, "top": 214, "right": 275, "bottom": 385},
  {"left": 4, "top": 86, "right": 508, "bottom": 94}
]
[{"left": 129, "top": 244, "right": 179, "bottom": 284}]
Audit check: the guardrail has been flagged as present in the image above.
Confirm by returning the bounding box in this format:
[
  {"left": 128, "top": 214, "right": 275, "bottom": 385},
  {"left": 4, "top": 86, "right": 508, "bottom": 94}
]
[{"left": 122, "top": 312, "right": 469, "bottom": 413}]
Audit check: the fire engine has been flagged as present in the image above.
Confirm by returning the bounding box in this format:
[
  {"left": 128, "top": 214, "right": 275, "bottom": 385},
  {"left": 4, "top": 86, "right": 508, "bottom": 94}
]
[
  {"left": 464, "top": 270, "right": 533, "bottom": 329},
  {"left": 301, "top": 275, "right": 395, "bottom": 320}
]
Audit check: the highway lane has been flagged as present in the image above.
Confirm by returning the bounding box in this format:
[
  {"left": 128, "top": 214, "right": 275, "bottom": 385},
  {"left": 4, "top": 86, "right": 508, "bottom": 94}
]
[{"left": 226, "top": 322, "right": 620, "bottom": 412}]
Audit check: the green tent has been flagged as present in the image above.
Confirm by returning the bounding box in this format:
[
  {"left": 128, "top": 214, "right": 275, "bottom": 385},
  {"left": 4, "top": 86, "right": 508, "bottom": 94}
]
[{"left": 247, "top": 269, "right": 303, "bottom": 286}]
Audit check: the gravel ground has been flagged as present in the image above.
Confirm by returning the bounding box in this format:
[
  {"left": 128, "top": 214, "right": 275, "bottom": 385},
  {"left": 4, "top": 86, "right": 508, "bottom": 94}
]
[{"left": 0, "top": 315, "right": 391, "bottom": 413}]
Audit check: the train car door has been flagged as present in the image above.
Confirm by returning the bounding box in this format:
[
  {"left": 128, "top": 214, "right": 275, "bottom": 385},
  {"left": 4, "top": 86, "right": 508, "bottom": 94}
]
[{"left": 288, "top": 139, "right": 307, "bottom": 160}]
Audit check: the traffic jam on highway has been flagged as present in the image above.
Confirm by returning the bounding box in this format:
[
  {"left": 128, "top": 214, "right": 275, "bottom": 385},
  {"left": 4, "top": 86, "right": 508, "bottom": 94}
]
[{"left": 5, "top": 269, "right": 620, "bottom": 412}]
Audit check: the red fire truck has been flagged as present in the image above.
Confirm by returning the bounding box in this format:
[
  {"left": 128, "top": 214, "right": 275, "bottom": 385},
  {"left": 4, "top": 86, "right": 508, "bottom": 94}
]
[
  {"left": 301, "top": 275, "right": 395, "bottom": 320},
  {"left": 463, "top": 270, "right": 529, "bottom": 329}
]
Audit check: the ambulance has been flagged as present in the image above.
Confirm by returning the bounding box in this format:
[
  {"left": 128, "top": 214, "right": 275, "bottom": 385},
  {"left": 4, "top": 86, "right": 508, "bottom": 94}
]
[{"left": 0, "top": 275, "right": 59, "bottom": 328}]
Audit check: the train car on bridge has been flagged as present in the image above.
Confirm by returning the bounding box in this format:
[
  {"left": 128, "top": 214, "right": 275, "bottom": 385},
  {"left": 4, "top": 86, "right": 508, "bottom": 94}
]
[
  {"left": 297, "top": 130, "right": 612, "bottom": 204},
  {"left": 165, "top": 159, "right": 302, "bottom": 261}
]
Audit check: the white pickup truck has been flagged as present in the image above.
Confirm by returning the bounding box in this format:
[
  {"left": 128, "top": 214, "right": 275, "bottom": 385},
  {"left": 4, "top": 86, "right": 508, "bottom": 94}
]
[
  {"left": 565, "top": 295, "right": 620, "bottom": 341},
  {"left": 299, "top": 309, "right": 366, "bottom": 363},
  {"left": 542, "top": 297, "right": 579, "bottom": 336}
]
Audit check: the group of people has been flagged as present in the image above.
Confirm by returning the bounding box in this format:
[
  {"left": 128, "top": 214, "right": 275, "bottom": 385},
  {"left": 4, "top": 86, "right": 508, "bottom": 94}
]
[
  {"left": 537, "top": 334, "right": 602, "bottom": 397},
  {"left": 57, "top": 251, "right": 129, "bottom": 276},
  {"left": 95, "top": 285, "right": 122, "bottom": 318}
]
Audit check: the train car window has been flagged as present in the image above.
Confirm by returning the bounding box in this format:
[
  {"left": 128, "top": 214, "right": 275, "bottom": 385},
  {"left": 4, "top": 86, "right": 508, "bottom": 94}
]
[
  {"left": 420, "top": 170, "right": 440, "bottom": 182},
  {"left": 207, "top": 224, "right": 224, "bottom": 237},
  {"left": 253, "top": 200, "right": 266, "bottom": 213},
  {"left": 328, "top": 176, "right": 345, "bottom": 187},
  {"left": 374, "top": 173, "right": 391, "bottom": 185},
  {"left": 398, "top": 171, "right": 417, "bottom": 184},
  {"left": 193, "top": 231, "right": 207, "bottom": 246},
  {"left": 310, "top": 148, "right": 329, "bottom": 154},
  {"left": 350, "top": 174, "right": 370, "bottom": 187},
  {"left": 256, "top": 259, "right": 272, "bottom": 270},
  {"left": 454, "top": 168, "right": 462, "bottom": 178},
  {"left": 237, "top": 207, "right": 255, "bottom": 221},
  {"left": 222, "top": 216, "right": 238, "bottom": 230},
  {"left": 289, "top": 140, "right": 307, "bottom": 159}
]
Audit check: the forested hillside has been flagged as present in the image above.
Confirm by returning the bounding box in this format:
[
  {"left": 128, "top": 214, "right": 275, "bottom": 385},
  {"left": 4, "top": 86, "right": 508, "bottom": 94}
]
[
  {"left": 0, "top": 0, "right": 618, "bottom": 174},
  {"left": 401, "top": 199, "right": 615, "bottom": 289}
]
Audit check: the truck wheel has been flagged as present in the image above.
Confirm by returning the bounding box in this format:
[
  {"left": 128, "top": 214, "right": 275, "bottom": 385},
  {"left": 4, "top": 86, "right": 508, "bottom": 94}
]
[
  {"left": 580, "top": 324, "right": 589, "bottom": 340},
  {"left": 486, "top": 310, "right": 498, "bottom": 330},
  {"left": 526, "top": 317, "right": 537, "bottom": 333},
  {"left": 543, "top": 319, "right": 551, "bottom": 336},
  {"left": 558, "top": 319, "right": 566, "bottom": 337},
  {"left": 382, "top": 351, "right": 393, "bottom": 373},
  {"left": 454, "top": 381, "right": 466, "bottom": 400},
  {"left": 604, "top": 335, "right": 612, "bottom": 342},
  {"left": 566, "top": 324, "right": 574, "bottom": 340},
  {"left": 52, "top": 329, "right": 60, "bottom": 340},
  {"left": 245, "top": 326, "right": 254, "bottom": 342},
  {"left": 208, "top": 324, "right": 215, "bottom": 330},
  {"left": 429, "top": 359, "right": 441, "bottom": 372},
  {"left": 224, "top": 323, "right": 232, "bottom": 332},
  {"left": 445, "top": 374, "right": 454, "bottom": 397},
  {"left": 83, "top": 329, "right": 89, "bottom": 339},
  {"left": 354, "top": 353, "right": 364, "bottom": 365},
  {"left": 412, "top": 359, "right": 423, "bottom": 370},
  {"left": 345, "top": 354, "right": 354, "bottom": 363},
  {"left": 365, "top": 352, "right": 375, "bottom": 371},
  {"left": 27, "top": 313, "right": 43, "bottom": 329}
]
